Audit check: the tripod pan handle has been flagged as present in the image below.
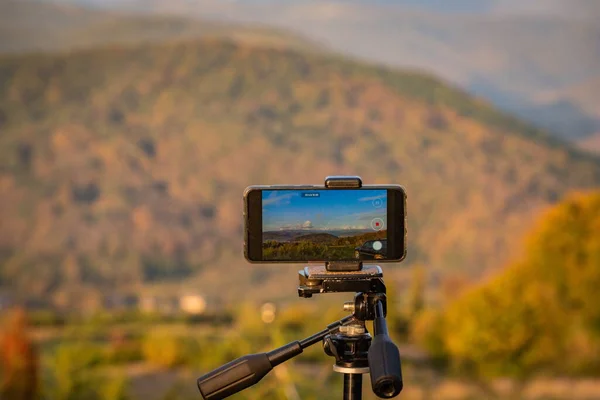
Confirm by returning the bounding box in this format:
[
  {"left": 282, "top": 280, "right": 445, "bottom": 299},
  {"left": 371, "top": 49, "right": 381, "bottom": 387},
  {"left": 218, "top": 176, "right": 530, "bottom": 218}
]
[
  {"left": 368, "top": 300, "right": 403, "bottom": 398},
  {"left": 197, "top": 342, "right": 303, "bottom": 400},
  {"left": 368, "top": 334, "right": 403, "bottom": 398},
  {"left": 197, "top": 353, "right": 272, "bottom": 400}
]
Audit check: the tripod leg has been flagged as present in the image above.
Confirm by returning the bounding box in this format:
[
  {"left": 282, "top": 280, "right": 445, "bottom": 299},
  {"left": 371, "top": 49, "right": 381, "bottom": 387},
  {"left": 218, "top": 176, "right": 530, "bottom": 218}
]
[{"left": 343, "top": 374, "right": 362, "bottom": 400}]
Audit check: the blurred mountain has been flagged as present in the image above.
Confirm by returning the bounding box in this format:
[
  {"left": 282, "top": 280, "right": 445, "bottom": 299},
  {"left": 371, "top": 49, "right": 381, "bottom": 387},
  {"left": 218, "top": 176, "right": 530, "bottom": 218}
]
[
  {"left": 543, "top": 76, "right": 600, "bottom": 121},
  {"left": 1, "top": 38, "right": 599, "bottom": 306},
  {"left": 0, "top": 0, "right": 323, "bottom": 54},
  {"left": 579, "top": 133, "right": 600, "bottom": 155},
  {"left": 358, "top": 0, "right": 600, "bottom": 18},
  {"left": 36, "top": 0, "right": 600, "bottom": 141}
]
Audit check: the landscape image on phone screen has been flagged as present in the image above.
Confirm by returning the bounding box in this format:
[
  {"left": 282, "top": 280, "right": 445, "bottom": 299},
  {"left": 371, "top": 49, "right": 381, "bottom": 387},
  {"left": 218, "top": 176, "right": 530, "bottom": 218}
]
[{"left": 262, "top": 189, "right": 387, "bottom": 261}]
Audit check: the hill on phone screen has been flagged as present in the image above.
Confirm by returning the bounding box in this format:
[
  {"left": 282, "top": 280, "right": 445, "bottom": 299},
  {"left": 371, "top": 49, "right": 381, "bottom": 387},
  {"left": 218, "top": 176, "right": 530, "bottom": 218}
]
[
  {"left": 295, "top": 233, "right": 337, "bottom": 242},
  {"left": 263, "top": 230, "right": 387, "bottom": 260},
  {"left": 263, "top": 232, "right": 340, "bottom": 244}
]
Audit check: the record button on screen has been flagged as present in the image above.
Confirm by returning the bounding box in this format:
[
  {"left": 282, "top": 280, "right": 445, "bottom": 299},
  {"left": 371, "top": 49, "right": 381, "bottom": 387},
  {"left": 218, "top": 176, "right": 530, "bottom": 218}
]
[{"left": 371, "top": 218, "right": 384, "bottom": 231}]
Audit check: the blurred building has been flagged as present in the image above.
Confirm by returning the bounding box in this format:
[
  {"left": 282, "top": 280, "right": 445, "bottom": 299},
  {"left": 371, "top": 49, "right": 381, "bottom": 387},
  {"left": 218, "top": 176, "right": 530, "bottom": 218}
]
[
  {"left": 139, "top": 295, "right": 179, "bottom": 315},
  {"left": 179, "top": 293, "right": 207, "bottom": 315},
  {"left": 51, "top": 287, "right": 103, "bottom": 314},
  {"left": 138, "top": 293, "right": 208, "bottom": 315}
]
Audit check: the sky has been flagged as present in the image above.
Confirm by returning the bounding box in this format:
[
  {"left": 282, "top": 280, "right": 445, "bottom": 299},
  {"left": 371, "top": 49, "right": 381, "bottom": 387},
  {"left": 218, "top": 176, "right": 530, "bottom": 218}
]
[{"left": 262, "top": 189, "right": 386, "bottom": 231}]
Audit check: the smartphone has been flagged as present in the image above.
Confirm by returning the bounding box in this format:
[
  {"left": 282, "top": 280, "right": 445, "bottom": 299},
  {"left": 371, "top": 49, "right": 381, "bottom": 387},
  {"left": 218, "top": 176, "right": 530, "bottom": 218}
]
[{"left": 244, "top": 185, "right": 406, "bottom": 263}]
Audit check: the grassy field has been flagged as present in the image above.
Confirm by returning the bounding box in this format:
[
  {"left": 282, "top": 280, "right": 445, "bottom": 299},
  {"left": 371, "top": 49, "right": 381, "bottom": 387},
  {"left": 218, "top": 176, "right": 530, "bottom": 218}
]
[
  {"left": 15, "top": 311, "right": 600, "bottom": 400},
  {"left": 263, "top": 241, "right": 356, "bottom": 260}
]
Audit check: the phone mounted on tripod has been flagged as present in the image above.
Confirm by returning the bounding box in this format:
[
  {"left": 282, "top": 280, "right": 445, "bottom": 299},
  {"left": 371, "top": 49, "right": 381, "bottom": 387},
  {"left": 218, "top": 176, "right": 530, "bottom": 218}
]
[{"left": 196, "top": 177, "right": 404, "bottom": 400}]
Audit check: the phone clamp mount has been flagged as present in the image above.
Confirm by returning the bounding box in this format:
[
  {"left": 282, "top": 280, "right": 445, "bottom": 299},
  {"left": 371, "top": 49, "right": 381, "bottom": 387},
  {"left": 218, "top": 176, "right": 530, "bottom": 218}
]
[
  {"left": 323, "top": 176, "right": 366, "bottom": 270},
  {"left": 196, "top": 176, "right": 403, "bottom": 400}
]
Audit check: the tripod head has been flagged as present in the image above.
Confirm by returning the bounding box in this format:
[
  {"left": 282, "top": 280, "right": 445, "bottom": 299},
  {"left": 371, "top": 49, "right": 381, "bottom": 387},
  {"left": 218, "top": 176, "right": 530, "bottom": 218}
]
[
  {"left": 298, "top": 264, "right": 386, "bottom": 298},
  {"left": 196, "top": 266, "right": 403, "bottom": 400}
]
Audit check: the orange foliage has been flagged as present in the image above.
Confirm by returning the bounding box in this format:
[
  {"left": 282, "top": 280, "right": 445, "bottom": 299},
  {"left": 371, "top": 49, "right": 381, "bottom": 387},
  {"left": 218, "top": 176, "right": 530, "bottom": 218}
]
[
  {"left": 416, "top": 190, "right": 600, "bottom": 377},
  {"left": 0, "top": 308, "right": 38, "bottom": 400}
]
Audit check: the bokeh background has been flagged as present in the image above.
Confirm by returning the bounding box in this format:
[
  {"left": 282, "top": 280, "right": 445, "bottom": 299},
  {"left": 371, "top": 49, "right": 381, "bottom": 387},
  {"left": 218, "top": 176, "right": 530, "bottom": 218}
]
[{"left": 1, "top": 0, "right": 599, "bottom": 399}]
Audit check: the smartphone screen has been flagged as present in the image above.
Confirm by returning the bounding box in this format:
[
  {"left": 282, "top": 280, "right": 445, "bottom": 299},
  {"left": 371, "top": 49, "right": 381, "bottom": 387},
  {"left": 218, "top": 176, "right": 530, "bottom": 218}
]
[{"left": 245, "top": 186, "right": 406, "bottom": 263}]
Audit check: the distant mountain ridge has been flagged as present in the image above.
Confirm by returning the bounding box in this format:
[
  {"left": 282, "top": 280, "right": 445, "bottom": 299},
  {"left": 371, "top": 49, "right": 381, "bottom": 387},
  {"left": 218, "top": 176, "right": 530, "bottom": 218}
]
[
  {"left": 0, "top": 38, "right": 599, "bottom": 307},
  {"left": 579, "top": 133, "right": 600, "bottom": 155},
  {"left": 0, "top": 0, "right": 323, "bottom": 54},
  {"left": 294, "top": 233, "right": 338, "bottom": 243},
  {"left": 36, "top": 0, "right": 600, "bottom": 141}
]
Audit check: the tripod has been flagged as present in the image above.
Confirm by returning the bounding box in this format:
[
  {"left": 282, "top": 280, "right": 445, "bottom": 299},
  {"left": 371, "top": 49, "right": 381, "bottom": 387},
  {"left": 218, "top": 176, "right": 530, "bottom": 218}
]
[{"left": 196, "top": 265, "right": 403, "bottom": 400}]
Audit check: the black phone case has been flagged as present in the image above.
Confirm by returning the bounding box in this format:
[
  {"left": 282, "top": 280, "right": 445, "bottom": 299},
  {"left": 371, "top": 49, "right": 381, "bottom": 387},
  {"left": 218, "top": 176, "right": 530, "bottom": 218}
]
[{"left": 243, "top": 184, "right": 407, "bottom": 264}]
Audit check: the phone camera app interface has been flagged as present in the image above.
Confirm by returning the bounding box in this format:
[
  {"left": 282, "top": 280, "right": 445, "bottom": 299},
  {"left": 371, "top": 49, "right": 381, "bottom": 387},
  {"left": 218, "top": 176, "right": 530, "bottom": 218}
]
[{"left": 262, "top": 190, "right": 387, "bottom": 261}]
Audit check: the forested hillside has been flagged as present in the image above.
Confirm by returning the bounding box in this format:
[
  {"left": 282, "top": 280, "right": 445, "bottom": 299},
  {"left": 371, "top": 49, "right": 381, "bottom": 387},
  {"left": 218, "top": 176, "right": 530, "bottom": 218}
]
[
  {"left": 51, "top": 0, "right": 600, "bottom": 141},
  {"left": 1, "top": 39, "right": 599, "bottom": 307}
]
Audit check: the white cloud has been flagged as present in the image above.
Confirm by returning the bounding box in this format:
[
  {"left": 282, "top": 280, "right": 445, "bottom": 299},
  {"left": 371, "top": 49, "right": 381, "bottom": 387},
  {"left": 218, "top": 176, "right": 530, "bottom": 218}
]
[
  {"left": 262, "top": 192, "right": 297, "bottom": 206},
  {"left": 357, "top": 194, "right": 386, "bottom": 202},
  {"left": 350, "top": 210, "right": 386, "bottom": 221}
]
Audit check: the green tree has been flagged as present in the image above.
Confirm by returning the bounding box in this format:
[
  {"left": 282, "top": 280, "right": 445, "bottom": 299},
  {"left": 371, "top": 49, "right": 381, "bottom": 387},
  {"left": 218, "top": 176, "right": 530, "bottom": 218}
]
[{"left": 44, "top": 342, "right": 129, "bottom": 400}]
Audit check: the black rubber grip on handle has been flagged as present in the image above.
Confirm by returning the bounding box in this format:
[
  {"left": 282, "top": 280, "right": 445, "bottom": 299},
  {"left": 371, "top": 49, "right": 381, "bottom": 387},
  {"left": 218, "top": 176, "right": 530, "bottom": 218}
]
[
  {"left": 197, "top": 353, "right": 271, "bottom": 400},
  {"left": 197, "top": 342, "right": 302, "bottom": 400},
  {"left": 368, "top": 300, "right": 403, "bottom": 398},
  {"left": 368, "top": 334, "right": 403, "bottom": 398}
]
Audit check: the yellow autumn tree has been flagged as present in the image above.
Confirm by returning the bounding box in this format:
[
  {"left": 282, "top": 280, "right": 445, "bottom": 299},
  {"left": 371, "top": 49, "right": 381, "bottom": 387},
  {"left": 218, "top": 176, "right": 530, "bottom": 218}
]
[{"left": 417, "top": 191, "right": 600, "bottom": 377}]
